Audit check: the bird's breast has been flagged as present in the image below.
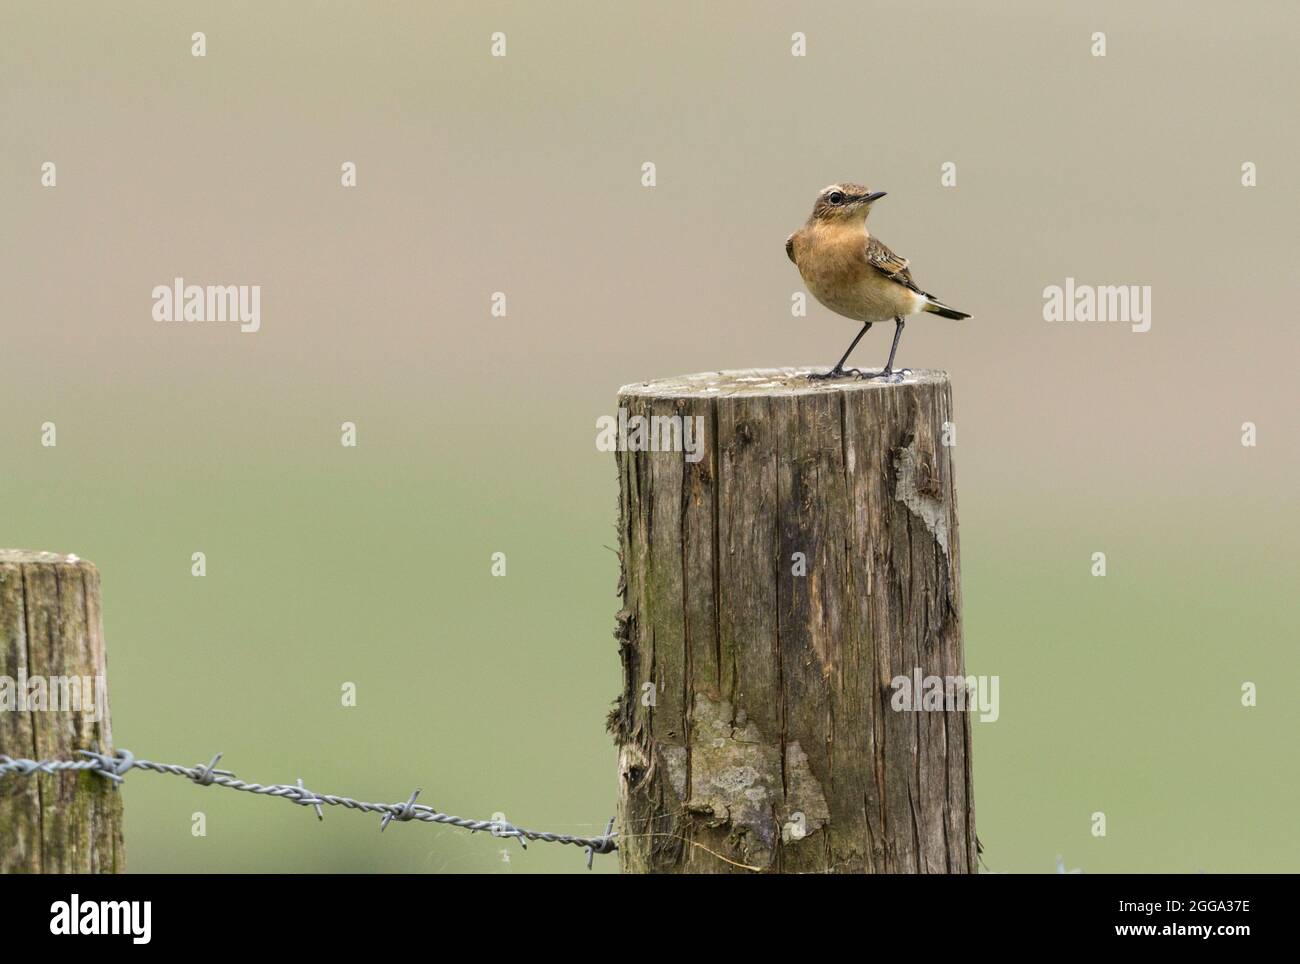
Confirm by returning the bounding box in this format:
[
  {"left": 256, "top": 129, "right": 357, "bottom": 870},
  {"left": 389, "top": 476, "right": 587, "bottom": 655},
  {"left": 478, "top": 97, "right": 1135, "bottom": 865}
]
[{"left": 797, "top": 234, "right": 915, "bottom": 323}]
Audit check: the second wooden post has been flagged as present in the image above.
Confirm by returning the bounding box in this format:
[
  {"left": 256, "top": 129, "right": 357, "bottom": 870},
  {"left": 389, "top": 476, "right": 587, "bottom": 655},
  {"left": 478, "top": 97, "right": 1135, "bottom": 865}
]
[
  {"left": 609, "top": 369, "right": 976, "bottom": 873},
  {"left": 0, "top": 550, "right": 123, "bottom": 873}
]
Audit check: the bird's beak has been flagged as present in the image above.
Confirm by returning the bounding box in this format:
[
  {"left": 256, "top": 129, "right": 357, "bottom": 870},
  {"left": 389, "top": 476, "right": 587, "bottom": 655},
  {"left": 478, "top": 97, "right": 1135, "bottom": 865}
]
[{"left": 864, "top": 191, "right": 887, "bottom": 203}]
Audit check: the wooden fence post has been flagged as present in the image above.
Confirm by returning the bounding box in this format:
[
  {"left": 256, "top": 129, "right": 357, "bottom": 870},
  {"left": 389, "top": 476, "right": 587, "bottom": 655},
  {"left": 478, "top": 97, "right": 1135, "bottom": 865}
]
[
  {"left": 0, "top": 549, "right": 123, "bottom": 872},
  {"left": 609, "top": 369, "right": 976, "bottom": 873}
]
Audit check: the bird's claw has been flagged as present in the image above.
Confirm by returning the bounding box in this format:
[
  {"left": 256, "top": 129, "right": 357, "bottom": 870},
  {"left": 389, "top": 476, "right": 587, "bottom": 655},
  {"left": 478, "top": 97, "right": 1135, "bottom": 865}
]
[
  {"left": 855, "top": 367, "right": 911, "bottom": 383},
  {"left": 807, "top": 367, "right": 863, "bottom": 381}
]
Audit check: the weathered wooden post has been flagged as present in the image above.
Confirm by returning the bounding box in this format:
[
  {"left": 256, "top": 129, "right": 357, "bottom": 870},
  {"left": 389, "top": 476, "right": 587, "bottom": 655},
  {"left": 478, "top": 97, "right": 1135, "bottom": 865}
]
[
  {"left": 0, "top": 550, "right": 123, "bottom": 872},
  {"left": 609, "top": 370, "right": 976, "bottom": 873}
]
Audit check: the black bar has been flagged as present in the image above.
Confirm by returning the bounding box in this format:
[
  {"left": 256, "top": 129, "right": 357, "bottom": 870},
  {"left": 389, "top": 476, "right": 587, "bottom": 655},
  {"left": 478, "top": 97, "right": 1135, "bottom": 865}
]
[{"left": 0, "top": 872, "right": 1278, "bottom": 948}]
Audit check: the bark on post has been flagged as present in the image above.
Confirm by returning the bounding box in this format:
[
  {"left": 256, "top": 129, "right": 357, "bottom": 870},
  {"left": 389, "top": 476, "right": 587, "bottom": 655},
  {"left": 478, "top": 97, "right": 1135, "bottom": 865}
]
[
  {"left": 609, "top": 369, "right": 976, "bottom": 873},
  {"left": 0, "top": 549, "right": 123, "bottom": 872}
]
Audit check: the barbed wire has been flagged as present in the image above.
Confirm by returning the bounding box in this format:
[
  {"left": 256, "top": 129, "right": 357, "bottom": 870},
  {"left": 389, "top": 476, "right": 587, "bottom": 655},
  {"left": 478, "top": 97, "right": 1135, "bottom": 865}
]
[{"left": 0, "top": 747, "right": 618, "bottom": 869}]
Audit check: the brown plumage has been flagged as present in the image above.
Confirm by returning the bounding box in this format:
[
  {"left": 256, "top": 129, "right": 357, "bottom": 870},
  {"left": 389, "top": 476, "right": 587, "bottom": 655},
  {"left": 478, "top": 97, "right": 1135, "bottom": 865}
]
[{"left": 786, "top": 182, "right": 970, "bottom": 380}]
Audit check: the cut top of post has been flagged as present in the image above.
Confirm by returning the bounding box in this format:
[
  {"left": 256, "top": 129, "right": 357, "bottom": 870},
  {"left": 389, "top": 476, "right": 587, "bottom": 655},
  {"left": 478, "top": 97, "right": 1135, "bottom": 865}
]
[
  {"left": 0, "top": 548, "right": 93, "bottom": 567},
  {"left": 618, "top": 368, "right": 949, "bottom": 400}
]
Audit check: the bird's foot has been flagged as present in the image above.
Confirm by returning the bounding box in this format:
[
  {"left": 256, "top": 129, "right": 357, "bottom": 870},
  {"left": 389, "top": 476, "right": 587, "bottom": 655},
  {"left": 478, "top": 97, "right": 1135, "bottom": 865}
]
[
  {"left": 855, "top": 367, "right": 912, "bottom": 383},
  {"left": 807, "top": 366, "right": 863, "bottom": 381}
]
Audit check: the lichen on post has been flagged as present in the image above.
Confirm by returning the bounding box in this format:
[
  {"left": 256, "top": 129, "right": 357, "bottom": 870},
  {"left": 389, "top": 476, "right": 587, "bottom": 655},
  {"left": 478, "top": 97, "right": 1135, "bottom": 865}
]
[{"left": 609, "top": 369, "right": 976, "bottom": 874}]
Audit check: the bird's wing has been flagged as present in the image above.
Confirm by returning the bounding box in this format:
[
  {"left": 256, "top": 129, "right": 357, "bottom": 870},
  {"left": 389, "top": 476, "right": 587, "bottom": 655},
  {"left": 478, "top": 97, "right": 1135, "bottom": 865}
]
[
  {"left": 785, "top": 233, "right": 797, "bottom": 264},
  {"left": 864, "top": 236, "right": 926, "bottom": 295}
]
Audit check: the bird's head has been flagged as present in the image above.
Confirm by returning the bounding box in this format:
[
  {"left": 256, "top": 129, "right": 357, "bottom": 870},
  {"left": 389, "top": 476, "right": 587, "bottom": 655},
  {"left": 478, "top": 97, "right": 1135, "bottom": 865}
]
[{"left": 809, "top": 182, "right": 886, "bottom": 223}]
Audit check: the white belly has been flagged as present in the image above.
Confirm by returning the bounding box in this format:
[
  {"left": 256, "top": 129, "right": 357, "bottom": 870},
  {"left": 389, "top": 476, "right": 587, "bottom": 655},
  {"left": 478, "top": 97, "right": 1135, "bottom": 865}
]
[{"left": 805, "top": 273, "right": 926, "bottom": 323}]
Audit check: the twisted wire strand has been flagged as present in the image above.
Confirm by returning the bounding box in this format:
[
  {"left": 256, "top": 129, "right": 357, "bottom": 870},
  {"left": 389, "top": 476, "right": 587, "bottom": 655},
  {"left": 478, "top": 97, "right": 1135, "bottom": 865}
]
[{"left": 0, "top": 748, "right": 618, "bottom": 867}]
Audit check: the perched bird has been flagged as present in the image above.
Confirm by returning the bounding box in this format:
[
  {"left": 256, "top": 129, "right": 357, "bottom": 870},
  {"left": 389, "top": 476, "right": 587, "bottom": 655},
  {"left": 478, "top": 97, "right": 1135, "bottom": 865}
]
[{"left": 786, "top": 183, "right": 970, "bottom": 380}]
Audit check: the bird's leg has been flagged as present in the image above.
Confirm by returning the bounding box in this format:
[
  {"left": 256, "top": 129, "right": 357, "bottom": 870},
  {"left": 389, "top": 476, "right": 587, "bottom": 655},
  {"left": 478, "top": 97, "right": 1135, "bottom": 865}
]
[
  {"left": 858, "top": 317, "right": 912, "bottom": 381},
  {"left": 808, "top": 322, "right": 871, "bottom": 380}
]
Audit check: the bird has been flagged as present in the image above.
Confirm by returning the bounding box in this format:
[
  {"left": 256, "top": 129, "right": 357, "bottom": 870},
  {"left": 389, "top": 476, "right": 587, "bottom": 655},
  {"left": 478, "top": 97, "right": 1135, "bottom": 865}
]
[{"left": 786, "top": 183, "right": 970, "bottom": 380}]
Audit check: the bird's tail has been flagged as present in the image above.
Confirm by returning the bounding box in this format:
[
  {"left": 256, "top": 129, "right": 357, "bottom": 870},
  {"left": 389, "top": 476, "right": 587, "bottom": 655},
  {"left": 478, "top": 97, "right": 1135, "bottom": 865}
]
[{"left": 922, "top": 297, "right": 971, "bottom": 320}]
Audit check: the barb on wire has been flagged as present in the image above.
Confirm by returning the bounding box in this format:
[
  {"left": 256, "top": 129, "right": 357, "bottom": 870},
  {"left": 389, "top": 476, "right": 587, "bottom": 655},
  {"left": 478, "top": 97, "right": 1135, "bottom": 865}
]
[
  {"left": 0, "top": 748, "right": 618, "bottom": 869},
  {"left": 295, "top": 777, "right": 324, "bottom": 821}
]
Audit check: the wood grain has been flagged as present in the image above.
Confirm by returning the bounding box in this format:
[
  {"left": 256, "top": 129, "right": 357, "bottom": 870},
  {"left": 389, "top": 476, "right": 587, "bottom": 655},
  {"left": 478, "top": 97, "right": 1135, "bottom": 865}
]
[{"left": 610, "top": 370, "right": 976, "bottom": 873}]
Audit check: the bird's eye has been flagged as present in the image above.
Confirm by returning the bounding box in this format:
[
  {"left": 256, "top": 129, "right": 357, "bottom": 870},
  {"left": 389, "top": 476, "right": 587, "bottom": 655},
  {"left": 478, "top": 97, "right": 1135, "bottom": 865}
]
[{"left": 828, "top": 191, "right": 845, "bottom": 205}]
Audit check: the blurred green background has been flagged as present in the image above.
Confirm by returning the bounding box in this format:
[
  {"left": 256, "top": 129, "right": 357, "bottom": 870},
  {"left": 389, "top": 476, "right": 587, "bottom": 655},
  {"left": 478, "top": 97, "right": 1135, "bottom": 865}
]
[{"left": 2, "top": 1, "right": 1297, "bottom": 872}]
